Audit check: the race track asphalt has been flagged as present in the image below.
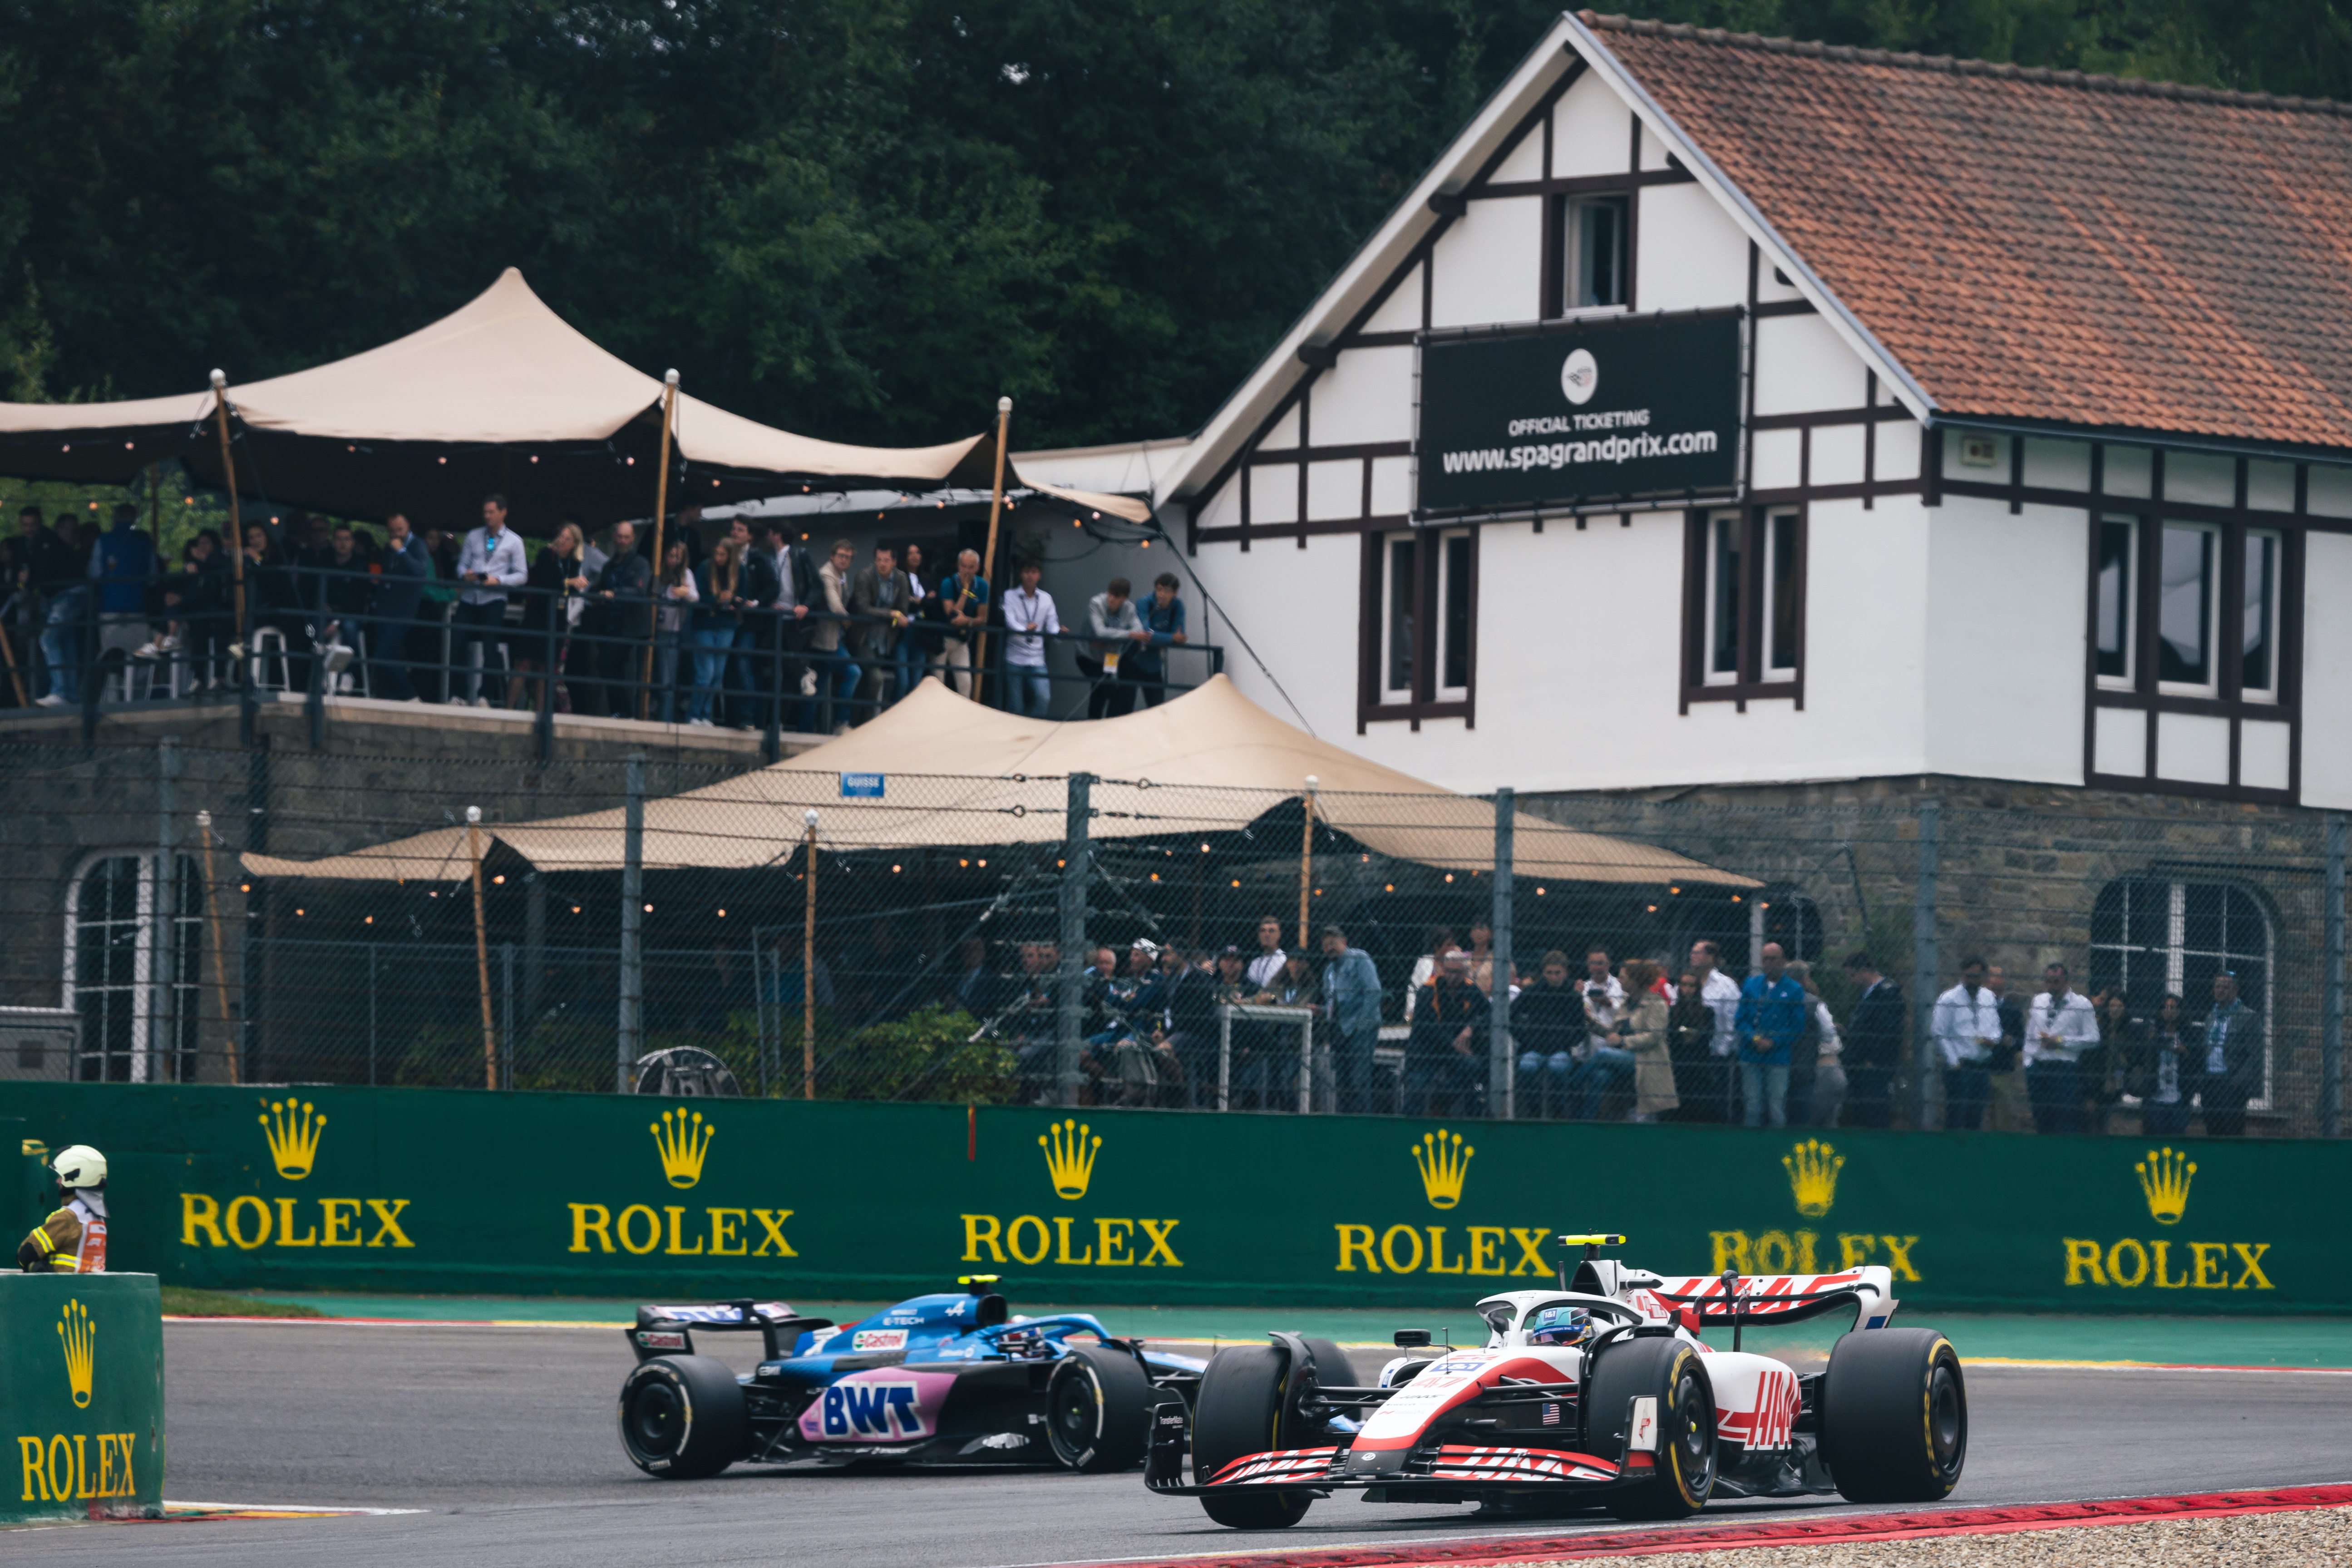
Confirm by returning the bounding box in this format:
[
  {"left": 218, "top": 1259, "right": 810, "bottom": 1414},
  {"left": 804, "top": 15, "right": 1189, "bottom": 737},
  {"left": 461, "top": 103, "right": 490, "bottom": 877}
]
[{"left": 19, "top": 1321, "right": 2352, "bottom": 1567}]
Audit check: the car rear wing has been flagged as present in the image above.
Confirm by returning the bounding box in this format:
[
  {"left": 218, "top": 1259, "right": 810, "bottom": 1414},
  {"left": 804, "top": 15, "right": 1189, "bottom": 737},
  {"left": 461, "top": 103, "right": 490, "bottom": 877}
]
[
  {"left": 628, "top": 1299, "right": 835, "bottom": 1362},
  {"left": 1638, "top": 1268, "right": 1898, "bottom": 1334}
]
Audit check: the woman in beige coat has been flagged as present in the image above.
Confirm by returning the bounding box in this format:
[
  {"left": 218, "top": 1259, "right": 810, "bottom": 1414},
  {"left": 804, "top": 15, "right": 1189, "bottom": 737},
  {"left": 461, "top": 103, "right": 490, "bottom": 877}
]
[{"left": 1614, "top": 958, "right": 1679, "bottom": 1120}]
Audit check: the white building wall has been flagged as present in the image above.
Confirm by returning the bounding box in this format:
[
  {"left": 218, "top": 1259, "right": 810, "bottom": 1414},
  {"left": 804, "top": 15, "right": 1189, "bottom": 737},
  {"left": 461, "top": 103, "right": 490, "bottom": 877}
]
[
  {"left": 1553, "top": 73, "right": 1633, "bottom": 175},
  {"left": 1177, "top": 530, "right": 1361, "bottom": 740},
  {"left": 1921, "top": 495, "right": 2087, "bottom": 786},
  {"left": 1754, "top": 314, "right": 1869, "bottom": 416},
  {"left": 1429, "top": 196, "right": 1542, "bottom": 328},
  {"left": 1633, "top": 182, "right": 1749, "bottom": 312},
  {"left": 1309, "top": 346, "right": 1414, "bottom": 447},
  {"left": 2300, "top": 531, "right": 2352, "bottom": 808}
]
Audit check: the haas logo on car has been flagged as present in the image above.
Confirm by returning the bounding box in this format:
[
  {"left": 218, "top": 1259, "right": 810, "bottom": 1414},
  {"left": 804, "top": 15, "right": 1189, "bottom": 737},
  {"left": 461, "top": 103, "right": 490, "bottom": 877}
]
[{"left": 817, "top": 1381, "right": 928, "bottom": 1440}]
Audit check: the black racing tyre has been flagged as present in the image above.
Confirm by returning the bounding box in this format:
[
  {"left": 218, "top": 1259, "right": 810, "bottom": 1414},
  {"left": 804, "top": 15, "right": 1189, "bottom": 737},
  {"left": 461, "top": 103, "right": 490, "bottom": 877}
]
[
  {"left": 1582, "top": 1335, "right": 1717, "bottom": 1521},
  {"left": 1821, "top": 1328, "right": 1967, "bottom": 1504},
  {"left": 1300, "top": 1337, "right": 1357, "bottom": 1390},
  {"left": 617, "top": 1355, "right": 749, "bottom": 1479},
  {"left": 1045, "top": 1344, "right": 1158, "bottom": 1473},
  {"left": 1190, "top": 1345, "right": 1312, "bottom": 1529}
]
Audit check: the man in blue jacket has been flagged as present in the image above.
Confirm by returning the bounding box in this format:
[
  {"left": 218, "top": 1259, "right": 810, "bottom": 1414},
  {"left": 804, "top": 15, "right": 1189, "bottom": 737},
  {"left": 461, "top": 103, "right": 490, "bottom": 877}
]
[
  {"left": 1317, "top": 924, "right": 1382, "bottom": 1114},
  {"left": 1128, "top": 572, "right": 1189, "bottom": 708},
  {"left": 89, "top": 504, "right": 157, "bottom": 683},
  {"left": 1734, "top": 942, "right": 1807, "bottom": 1128},
  {"left": 369, "top": 513, "right": 434, "bottom": 701}
]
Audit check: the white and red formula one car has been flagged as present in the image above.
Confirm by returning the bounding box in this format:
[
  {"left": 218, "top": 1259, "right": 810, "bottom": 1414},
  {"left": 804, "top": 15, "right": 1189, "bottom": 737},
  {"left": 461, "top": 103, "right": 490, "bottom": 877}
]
[{"left": 1145, "top": 1234, "right": 1965, "bottom": 1529}]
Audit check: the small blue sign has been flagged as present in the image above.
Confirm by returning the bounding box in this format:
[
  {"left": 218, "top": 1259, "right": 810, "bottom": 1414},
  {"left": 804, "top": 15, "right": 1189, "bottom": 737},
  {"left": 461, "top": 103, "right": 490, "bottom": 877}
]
[{"left": 840, "top": 773, "right": 885, "bottom": 799}]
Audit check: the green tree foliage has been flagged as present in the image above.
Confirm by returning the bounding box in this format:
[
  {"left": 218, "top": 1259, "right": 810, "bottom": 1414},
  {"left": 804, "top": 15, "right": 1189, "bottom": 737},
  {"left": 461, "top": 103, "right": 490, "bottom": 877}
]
[{"left": 0, "top": 0, "right": 2339, "bottom": 453}]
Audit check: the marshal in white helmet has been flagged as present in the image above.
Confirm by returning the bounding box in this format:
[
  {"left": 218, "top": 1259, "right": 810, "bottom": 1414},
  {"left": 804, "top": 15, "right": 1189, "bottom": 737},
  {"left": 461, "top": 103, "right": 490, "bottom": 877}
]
[{"left": 17, "top": 1144, "right": 108, "bottom": 1274}]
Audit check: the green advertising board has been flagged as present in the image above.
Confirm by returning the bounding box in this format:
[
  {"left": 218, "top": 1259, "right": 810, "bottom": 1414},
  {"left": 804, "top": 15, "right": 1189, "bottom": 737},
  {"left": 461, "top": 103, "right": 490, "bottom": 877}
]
[
  {"left": 0, "top": 1272, "right": 164, "bottom": 1524},
  {"left": 7, "top": 1084, "right": 2343, "bottom": 1315}
]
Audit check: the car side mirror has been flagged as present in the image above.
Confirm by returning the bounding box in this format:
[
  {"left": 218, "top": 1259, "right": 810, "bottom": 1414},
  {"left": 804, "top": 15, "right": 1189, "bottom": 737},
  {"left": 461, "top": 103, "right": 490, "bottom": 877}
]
[{"left": 1392, "top": 1330, "right": 1430, "bottom": 1348}]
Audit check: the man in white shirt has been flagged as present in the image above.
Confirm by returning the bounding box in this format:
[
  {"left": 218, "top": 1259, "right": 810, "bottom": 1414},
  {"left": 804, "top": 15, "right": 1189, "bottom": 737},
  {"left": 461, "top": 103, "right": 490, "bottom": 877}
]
[
  {"left": 2023, "top": 962, "right": 2101, "bottom": 1134},
  {"left": 1000, "top": 560, "right": 1057, "bottom": 717},
  {"left": 1688, "top": 940, "right": 1743, "bottom": 1123},
  {"left": 1245, "top": 917, "right": 1287, "bottom": 991},
  {"left": 452, "top": 494, "right": 528, "bottom": 706},
  {"left": 812, "top": 539, "right": 859, "bottom": 733},
  {"left": 1931, "top": 957, "right": 2002, "bottom": 1130}
]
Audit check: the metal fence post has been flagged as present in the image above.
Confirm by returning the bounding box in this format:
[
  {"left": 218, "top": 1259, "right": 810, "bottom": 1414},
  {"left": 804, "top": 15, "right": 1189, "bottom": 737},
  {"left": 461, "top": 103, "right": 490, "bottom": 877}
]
[
  {"left": 153, "top": 737, "right": 179, "bottom": 1085},
  {"left": 619, "top": 751, "right": 645, "bottom": 1093},
  {"left": 242, "top": 740, "right": 269, "bottom": 1080},
  {"left": 1912, "top": 798, "right": 1940, "bottom": 1131},
  {"left": 79, "top": 585, "right": 98, "bottom": 746},
  {"left": 1490, "top": 786, "right": 1514, "bottom": 1119},
  {"left": 1058, "top": 773, "right": 1093, "bottom": 1107},
  {"left": 307, "top": 569, "right": 328, "bottom": 750},
  {"left": 763, "top": 618, "right": 783, "bottom": 764},
  {"left": 536, "top": 602, "right": 557, "bottom": 764},
  {"left": 500, "top": 940, "right": 516, "bottom": 1090},
  {"left": 2325, "top": 814, "right": 2345, "bottom": 1139},
  {"left": 367, "top": 943, "right": 379, "bottom": 1086}
]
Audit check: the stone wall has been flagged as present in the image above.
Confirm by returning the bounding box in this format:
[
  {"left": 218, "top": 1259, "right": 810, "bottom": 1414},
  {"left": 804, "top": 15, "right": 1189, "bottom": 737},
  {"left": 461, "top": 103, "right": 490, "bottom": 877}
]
[{"left": 1522, "top": 774, "right": 2342, "bottom": 1136}]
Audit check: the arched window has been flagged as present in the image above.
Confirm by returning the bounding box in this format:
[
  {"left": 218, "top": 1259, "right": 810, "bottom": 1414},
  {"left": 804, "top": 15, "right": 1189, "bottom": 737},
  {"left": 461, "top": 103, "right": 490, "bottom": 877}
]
[
  {"left": 2090, "top": 877, "right": 2273, "bottom": 1106},
  {"left": 63, "top": 852, "right": 204, "bottom": 1082}
]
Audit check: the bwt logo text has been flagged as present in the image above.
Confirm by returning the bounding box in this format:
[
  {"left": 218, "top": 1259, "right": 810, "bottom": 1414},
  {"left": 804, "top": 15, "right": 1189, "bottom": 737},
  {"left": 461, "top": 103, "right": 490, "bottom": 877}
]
[{"left": 821, "top": 1382, "right": 927, "bottom": 1438}]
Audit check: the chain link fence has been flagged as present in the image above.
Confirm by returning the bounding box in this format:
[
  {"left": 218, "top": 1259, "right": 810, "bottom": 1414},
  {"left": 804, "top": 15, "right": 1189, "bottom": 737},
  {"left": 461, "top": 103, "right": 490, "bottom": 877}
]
[{"left": 1, "top": 737, "right": 2342, "bottom": 1137}]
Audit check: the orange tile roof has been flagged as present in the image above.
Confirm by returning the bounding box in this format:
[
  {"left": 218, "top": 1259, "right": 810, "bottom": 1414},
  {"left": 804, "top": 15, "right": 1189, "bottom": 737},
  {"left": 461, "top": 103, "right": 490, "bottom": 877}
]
[{"left": 1583, "top": 14, "right": 2352, "bottom": 450}]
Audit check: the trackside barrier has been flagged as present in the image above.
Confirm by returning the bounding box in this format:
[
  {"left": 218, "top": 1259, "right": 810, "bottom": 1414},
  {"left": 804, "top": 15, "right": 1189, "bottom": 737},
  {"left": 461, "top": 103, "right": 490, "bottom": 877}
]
[
  {"left": 9, "top": 1083, "right": 2349, "bottom": 1314},
  {"left": 0, "top": 1272, "right": 164, "bottom": 1524}
]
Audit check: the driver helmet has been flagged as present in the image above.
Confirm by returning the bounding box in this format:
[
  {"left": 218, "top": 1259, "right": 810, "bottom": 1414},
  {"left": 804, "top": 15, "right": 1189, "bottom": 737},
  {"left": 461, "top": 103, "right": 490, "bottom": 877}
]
[
  {"left": 49, "top": 1145, "right": 107, "bottom": 1192},
  {"left": 1528, "top": 1306, "right": 1595, "bottom": 1347}
]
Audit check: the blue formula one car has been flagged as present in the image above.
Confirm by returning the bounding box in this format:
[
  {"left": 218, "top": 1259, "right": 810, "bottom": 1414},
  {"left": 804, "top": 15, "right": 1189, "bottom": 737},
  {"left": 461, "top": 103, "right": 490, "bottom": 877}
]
[{"left": 616, "top": 1277, "right": 1208, "bottom": 1479}]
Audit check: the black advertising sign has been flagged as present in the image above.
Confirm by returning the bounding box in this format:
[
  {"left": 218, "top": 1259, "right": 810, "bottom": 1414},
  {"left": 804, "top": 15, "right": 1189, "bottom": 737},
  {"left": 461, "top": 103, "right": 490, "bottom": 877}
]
[{"left": 1416, "top": 312, "right": 1742, "bottom": 516}]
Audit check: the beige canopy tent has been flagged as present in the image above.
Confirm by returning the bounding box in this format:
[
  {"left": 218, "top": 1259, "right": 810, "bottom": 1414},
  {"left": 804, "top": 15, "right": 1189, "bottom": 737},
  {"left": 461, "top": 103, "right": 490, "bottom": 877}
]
[
  {"left": 242, "top": 674, "right": 1754, "bottom": 889},
  {"left": 0, "top": 268, "right": 1147, "bottom": 527}
]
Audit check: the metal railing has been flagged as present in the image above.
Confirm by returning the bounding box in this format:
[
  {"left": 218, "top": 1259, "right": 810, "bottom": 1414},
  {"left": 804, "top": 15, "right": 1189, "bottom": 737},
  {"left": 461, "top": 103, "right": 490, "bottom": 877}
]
[{"left": 0, "top": 562, "right": 1224, "bottom": 761}]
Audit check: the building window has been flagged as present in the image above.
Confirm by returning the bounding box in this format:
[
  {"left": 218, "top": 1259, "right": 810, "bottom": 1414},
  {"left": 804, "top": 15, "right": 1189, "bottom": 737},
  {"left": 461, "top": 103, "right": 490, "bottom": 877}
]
[
  {"left": 1685, "top": 508, "right": 1803, "bottom": 703},
  {"left": 1562, "top": 195, "right": 1618, "bottom": 308},
  {"left": 2088, "top": 506, "right": 2295, "bottom": 793},
  {"left": 2157, "top": 521, "right": 2218, "bottom": 692},
  {"left": 64, "top": 851, "right": 203, "bottom": 1083},
  {"left": 2089, "top": 877, "right": 2272, "bottom": 1107},
  {"left": 2240, "top": 530, "right": 2279, "bottom": 700},
  {"left": 1362, "top": 528, "right": 1476, "bottom": 726},
  {"left": 2095, "top": 518, "right": 2135, "bottom": 686},
  {"left": 2100, "top": 514, "right": 2286, "bottom": 703}
]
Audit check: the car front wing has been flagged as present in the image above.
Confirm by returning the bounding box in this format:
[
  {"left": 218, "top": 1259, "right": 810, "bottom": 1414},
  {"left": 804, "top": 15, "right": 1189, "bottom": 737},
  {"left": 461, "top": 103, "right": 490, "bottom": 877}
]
[{"left": 1144, "top": 1410, "right": 1643, "bottom": 1497}]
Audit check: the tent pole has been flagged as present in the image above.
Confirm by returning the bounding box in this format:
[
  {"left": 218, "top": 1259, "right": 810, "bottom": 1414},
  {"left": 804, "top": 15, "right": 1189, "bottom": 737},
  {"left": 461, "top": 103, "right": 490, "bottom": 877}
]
[
  {"left": 968, "top": 397, "right": 1012, "bottom": 702},
  {"left": 639, "top": 370, "right": 680, "bottom": 720},
  {"left": 468, "top": 806, "right": 496, "bottom": 1090},
  {"left": 803, "top": 809, "right": 819, "bottom": 1100},
  {"left": 147, "top": 462, "right": 162, "bottom": 556},
  {"left": 195, "top": 810, "right": 237, "bottom": 1084},
  {"left": 1298, "top": 775, "right": 1317, "bottom": 950},
  {"left": 208, "top": 372, "right": 246, "bottom": 654},
  {"left": 0, "top": 611, "right": 26, "bottom": 709}
]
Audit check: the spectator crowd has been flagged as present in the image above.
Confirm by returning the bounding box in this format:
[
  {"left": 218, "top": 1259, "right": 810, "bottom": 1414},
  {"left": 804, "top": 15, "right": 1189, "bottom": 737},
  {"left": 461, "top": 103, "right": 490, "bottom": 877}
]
[
  {"left": 778, "top": 913, "right": 2266, "bottom": 1135},
  {"left": 1, "top": 495, "right": 1196, "bottom": 729}
]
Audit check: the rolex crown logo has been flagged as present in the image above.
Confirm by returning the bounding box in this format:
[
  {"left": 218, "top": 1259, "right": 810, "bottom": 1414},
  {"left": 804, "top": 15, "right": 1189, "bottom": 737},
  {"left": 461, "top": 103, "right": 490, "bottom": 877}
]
[
  {"left": 1412, "top": 1129, "right": 1474, "bottom": 1209},
  {"left": 1040, "top": 1119, "right": 1100, "bottom": 1201},
  {"left": 1784, "top": 1139, "right": 1844, "bottom": 1218},
  {"left": 651, "top": 1108, "right": 716, "bottom": 1190},
  {"left": 2136, "top": 1145, "right": 2196, "bottom": 1226},
  {"left": 58, "top": 1298, "right": 95, "bottom": 1409},
  {"left": 258, "top": 1098, "right": 327, "bottom": 1180}
]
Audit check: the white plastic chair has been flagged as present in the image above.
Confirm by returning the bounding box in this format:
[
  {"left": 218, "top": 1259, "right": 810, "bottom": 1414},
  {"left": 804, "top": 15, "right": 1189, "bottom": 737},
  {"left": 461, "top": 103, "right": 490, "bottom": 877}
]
[{"left": 247, "top": 626, "right": 291, "bottom": 691}]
